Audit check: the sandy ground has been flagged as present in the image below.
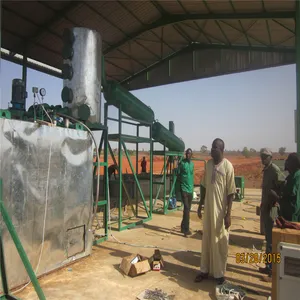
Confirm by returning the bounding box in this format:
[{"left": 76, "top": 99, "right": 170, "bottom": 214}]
[{"left": 15, "top": 188, "right": 272, "bottom": 300}]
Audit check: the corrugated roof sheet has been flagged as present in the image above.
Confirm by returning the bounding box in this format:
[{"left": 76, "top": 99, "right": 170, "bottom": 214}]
[{"left": 1, "top": 0, "right": 297, "bottom": 89}]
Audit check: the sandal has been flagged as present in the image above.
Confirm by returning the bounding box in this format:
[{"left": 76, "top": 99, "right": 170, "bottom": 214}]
[{"left": 194, "top": 272, "right": 208, "bottom": 282}]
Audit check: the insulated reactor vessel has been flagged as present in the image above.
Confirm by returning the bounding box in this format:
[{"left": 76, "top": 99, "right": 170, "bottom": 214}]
[
  {"left": 61, "top": 27, "right": 102, "bottom": 123},
  {"left": 104, "top": 81, "right": 155, "bottom": 124},
  {"left": 152, "top": 122, "right": 185, "bottom": 152}
]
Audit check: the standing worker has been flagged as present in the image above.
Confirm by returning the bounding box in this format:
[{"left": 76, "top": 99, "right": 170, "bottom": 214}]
[
  {"left": 259, "top": 148, "right": 284, "bottom": 278},
  {"left": 195, "top": 138, "right": 236, "bottom": 285},
  {"left": 177, "top": 148, "right": 194, "bottom": 237},
  {"left": 141, "top": 157, "right": 147, "bottom": 173},
  {"left": 262, "top": 153, "right": 299, "bottom": 283},
  {"left": 269, "top": 153, "right": 300, "bottom": 223},
  {"left": 279, "top": 153, "right": 300, "bottom": 222},
  {"left": 108, "top": 164, "right": 118, "bottom": 180}
]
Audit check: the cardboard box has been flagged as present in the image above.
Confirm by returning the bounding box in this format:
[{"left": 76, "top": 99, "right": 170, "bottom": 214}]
[
  {"left": 120, "top": 254, "right": 151, "bottom": 277},
  {"left": 272, "top": 225, "right": 300, "bottom": 300}
]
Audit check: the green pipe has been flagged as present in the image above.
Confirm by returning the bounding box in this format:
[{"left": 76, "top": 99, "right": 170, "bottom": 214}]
[
  {"left": 149, "top": 126, "right": 153, "bottom": 215},
  {"left": 122, "top": 142, "right": 150, "bottom": 217},
  {"left": 118, "top": 106, "right": 123, "bottom": 231},
  {"left": 0, "top": 179, "right": 46, "bottom": 300}
]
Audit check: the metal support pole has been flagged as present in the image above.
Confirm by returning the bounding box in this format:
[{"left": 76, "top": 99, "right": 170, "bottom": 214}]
[
  {"left": 136, "top": 125, "right": 139, "bottom": 217},
  {"left": 149, "top": 125, "right": 153, "bottom": 215},
  {"left": 122, "top": 142, "right": 150, "bottom": 217},
  {"left": 163, "top": 145, "right": 167, "bottom": 211},
  {"left": 22, "top": 55, "right": 27, "bottom": 92},
  {"left": 118, "top": 105, "right": 123, "bottom": 230},
  {"left": 104, "top": 103, "right": 109, "bottom": 238},
  {"left": 296, "top": 1, "right": 300, "bottom": 153}
]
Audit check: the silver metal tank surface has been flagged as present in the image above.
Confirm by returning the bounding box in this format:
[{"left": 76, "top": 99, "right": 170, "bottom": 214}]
[{"left": 63, "top": 27, "right": 102, "bottom": 124}]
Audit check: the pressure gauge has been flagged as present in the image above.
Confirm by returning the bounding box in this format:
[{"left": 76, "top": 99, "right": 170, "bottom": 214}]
[{"left": 39, "top": 88, "right": 46, "bottom": 97}]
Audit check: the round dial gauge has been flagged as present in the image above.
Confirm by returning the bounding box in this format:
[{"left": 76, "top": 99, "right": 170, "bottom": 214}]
[{"left": 39, "top": 88, "right": 46, "bottom": 97}]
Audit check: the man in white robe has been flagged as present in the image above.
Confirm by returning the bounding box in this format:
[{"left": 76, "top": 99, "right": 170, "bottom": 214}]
[{"left": 195, "top": 138, "right": 236, "bottom": 285}]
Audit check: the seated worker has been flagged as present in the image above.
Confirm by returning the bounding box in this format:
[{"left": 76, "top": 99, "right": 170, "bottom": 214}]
[
  {"left": 108, "top": 164, "right": 118, "bottom": 180},
  {"left": 141, "top": 157, "right": 147, "bottom": 173}
]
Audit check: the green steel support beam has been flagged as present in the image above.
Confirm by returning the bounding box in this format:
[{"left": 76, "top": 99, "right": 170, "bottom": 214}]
[
  {"left": 135, "top": 126, "right": 139, "bottom": 217},
  {"left": 121, "top": 43, "right": 295, "bottom": 85},
  {"left": 116, "top": 1, "right": 175, "bottom": 52},
  {"left": 84, "top": 2, "right": 160, "bottom": 60},
  {"left": 163, "top": 146, "right": 167, "bottom": 210},
  {"left": 122, "top": 141, "right": 150, "bottom": 218},
  {"left": 229, "top": 0, "right": 251, "bottom": 47},
  {"left": 118, "top": 106, "right": 123, "bottom": 230},
  {"left": 10, "top": 1, "right": 83, "bottom": 53},
  {"left": 296, "top": 2, "right": 300, "bottom": 153},
  {"left": 149, "top": 126, "right": 153, "bottom": 215},
  {"left": 272, "top": 19, "right": 295, "bottom": 35},
  {"left": 104, "top": 11, "right": 295, "bottom": 55},
  {"left": 32, "top": 0, "right": 148, "bottom": 69},
  {"left": 0, "top": 179, "right": 46, "bottom": 300},
  {"left": 150, "top": 1, "right": 193, "bottom": 44},
  {"left": 220, "top": 20, "right": 269, "bottom": 46},
  {"left": 176, "top": 0, "right": 212, "bottom": 44}
]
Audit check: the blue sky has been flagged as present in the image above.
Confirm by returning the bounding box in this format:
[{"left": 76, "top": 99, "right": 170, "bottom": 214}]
[{"left": 0, "top": 59, "right": 296, "bottom": 152}]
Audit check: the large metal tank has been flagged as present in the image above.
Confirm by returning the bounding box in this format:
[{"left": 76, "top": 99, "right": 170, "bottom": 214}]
[
  {"left": 61, "top": 27, "right": 102, "bottom": 123},
  {"left": 152, "top": 122, "right": 185, "bottom": 152},
  {"left": 104, "top": 81, "right": 155, "bottom": 123}
]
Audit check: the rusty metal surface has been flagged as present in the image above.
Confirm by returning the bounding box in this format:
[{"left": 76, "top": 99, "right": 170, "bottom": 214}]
[
  {"left": 0, "top": 118, "right": 94, "bottom": 291},
  {"left": 63, "top": 27, "right": 102, "bottom": 124}
]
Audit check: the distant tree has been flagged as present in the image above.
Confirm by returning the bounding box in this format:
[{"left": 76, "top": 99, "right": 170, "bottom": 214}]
[
  {"left": 242, "top": 147, "right": 251, "bottom": 158},
  {"left": 250, "top": 148, "right": 256, "bottom": 153},
  {"left": 200, "top": 145, "right": 208, "bottom": 153},
  {"left": 279, "top": 147, "right": 286, "bottom": 156}
]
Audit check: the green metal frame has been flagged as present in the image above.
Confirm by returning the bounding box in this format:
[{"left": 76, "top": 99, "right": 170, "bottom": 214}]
[
  {"left": 92, "top": 124, "right": 109, "bottom": 245},
  {"left": 105, "top": 103, "right": 153, "bottom": 231},
  {"left": 0, "top": 179, "right": 46, "bottom": 300},
  {"left": 152, "top": 152, "right": 207, "bottom": 214},
  {"left": 152, "top": 146, "right": 184, "bottom": 215}
]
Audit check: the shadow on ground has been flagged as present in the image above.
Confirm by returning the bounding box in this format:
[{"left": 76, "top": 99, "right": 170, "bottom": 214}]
[
  {"left": 143, "top": 223, "right": 202, "bottom": 241},
  {"left": 229, "top": 232, "right": 263, "bottom": 249},
  {"left": 98, "top": 244, "right": 270, "bottom": 300}
]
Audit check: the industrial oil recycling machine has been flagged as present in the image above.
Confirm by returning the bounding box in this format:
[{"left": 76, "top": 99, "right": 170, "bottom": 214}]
[{"left": 0, "top": 27, "right": 187, "bottom": 298}]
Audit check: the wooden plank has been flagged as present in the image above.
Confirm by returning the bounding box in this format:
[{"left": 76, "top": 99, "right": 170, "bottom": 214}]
[{"left": 272, "top": 225, "right": 300, "bottom": 300}]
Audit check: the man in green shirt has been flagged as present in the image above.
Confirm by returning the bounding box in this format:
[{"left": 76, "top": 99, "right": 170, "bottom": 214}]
[
  {"left": 178, "top": 148, "right": 194, "bottom": 237},
  {"left": 259, "top": 148, "right": 285, "bottom": 277},
  {"left": 271, "top": 153, "right": 300, "bottom": 222}
]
